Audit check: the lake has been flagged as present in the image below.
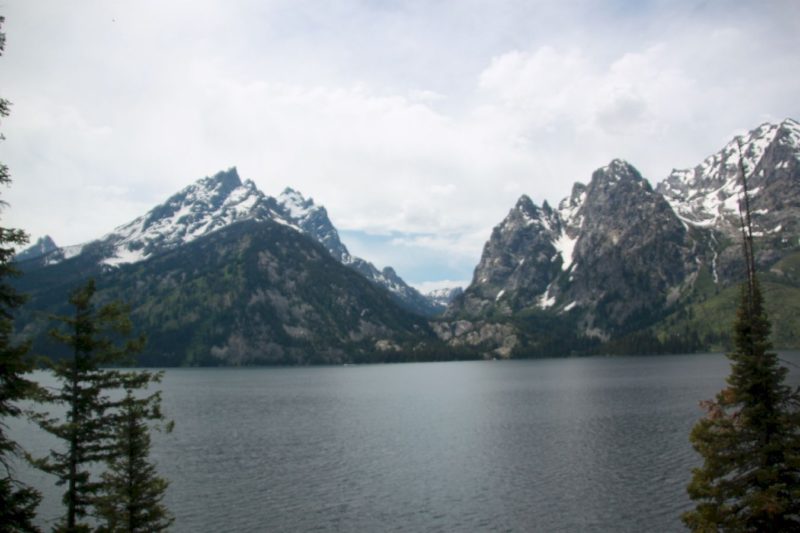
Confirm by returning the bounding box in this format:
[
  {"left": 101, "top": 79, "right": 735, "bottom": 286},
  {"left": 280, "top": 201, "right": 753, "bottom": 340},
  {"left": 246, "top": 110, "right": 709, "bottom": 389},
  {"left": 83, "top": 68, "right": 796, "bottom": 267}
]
[{"left": 13, "top": 353, "right": 800, "bottom": 532}]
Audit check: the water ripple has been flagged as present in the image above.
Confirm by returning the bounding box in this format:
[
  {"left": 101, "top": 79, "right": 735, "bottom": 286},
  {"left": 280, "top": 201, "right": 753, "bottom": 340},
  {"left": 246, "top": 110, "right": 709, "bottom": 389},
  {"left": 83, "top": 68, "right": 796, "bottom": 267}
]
[{"left": 17, "top": 353, "right": 800, "bottom": 532}]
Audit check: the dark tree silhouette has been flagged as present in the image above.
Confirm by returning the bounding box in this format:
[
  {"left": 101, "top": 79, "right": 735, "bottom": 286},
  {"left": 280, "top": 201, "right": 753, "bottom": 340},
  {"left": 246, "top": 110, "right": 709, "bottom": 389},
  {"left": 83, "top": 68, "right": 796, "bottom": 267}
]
[
  {"left": 0, "top": 14, "right": 42, "bottom": 532},
  {"left": 95, "top": 383, "right": 173, "bottom": 533},
  {"left": 31, "top": 280, "right": 148, "bottom": 532}
]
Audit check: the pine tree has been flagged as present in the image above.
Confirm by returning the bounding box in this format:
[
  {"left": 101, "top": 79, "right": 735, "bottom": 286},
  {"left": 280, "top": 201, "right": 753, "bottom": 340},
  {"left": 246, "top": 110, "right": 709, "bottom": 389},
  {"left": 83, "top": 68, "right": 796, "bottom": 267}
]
[
  {"left": 95, "top": 383, "right": 173, "bottom": 533},
  {"left": 683, "top": 144, "right": 800, "bottom": 531},
  {"left": 0, "top": 14, "right": 42, "bottom": 532},
  {"left": 97, "top": 392, "right": 172, "bottom": 533},
  {"left": 31, "top": 279, "right": 146, "bottom": 532}
]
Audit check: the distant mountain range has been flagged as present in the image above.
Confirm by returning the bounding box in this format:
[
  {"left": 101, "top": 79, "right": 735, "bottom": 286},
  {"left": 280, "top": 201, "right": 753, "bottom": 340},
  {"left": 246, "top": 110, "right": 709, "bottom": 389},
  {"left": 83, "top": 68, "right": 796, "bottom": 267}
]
[
  {"left": 13, "top": 118, "right": 800, "bottom": 363},
  {"left": 441, "top": 118, "right": 800, "bottom": 356}
]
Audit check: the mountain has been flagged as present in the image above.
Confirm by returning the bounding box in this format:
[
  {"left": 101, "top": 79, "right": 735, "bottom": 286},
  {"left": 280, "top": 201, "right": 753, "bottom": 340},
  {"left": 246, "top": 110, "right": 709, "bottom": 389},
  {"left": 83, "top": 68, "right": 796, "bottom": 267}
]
[
  {"left": 448, "top": 159, "right": 695, "bottom": 328},
  {"left": 16, "top": 169, "right": 273, "bottom": 271},
  {"left": 22, "top": 168, "right": 439, "bottom": 316},
  {"left": 425, "top": 287, "right": 464, "bottom": 309},
  {"left": 12, "top": 169, "right": 462, "bottom": 365},
  {"left": 445, "top": 160, "right": 695, "bottom": 350},
  {"left": 554, "top": 161, "right": 693, "bottom": 334},
  {"left": 274, "top": 187, "right": 441, "bottom": 316},
  {"left": 15, "top": 119, "right": 798, "bottom": 361},
  {"left": 657, "top": 118, "right": 800, "bottom": 282},
  {"left": 15, "top": 218, "right": 435, "bottom": 365},
  {"left": 15, "top": 235, "right": 59, "bottom": 262},
  {"left": 274, "top": 187, "right": 351, "bottom": 261},
  {"left": 442, "top": 119, "right": 800, "bottom": 356}
]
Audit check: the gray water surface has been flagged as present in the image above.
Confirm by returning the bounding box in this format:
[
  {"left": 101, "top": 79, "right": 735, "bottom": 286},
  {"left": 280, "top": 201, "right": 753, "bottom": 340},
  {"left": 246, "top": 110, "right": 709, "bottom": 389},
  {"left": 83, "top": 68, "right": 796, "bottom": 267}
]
[{"left": 18, "top": 353, "right": 800, "bottom": 532}]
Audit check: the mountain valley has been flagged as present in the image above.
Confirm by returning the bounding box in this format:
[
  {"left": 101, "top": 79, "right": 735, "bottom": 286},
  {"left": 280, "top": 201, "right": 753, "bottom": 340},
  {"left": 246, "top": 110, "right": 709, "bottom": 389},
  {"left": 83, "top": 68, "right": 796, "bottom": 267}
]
[{"left": 14, "top": 118, "right": 800, "bottom": 363}]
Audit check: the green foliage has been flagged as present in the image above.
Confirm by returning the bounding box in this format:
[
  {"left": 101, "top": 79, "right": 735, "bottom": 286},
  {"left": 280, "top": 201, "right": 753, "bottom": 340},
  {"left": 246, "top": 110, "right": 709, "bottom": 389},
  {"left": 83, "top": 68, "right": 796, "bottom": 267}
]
[
  {"left": 691, "top": 264, "right": 722, "bottom": 301},
  {"left": 765, "top": 250, "right": 800, "bottom": 287},
  {"left": 95, "top": 386, "right": 173, "bottom": 533},
  {"left": 600, "top": 328, "right": 703, "bottom": 356},
  {"left": 683, "top": 280, "right": 800, "bottom": 530},
  {"left": 16, "top": 220, "right": 436, "bottom": 365},
  {"left": 0, "top": 477, "right": 41, "bottom": 533},
  {"left": 0, "top": 14, "right": 43, "bottom": 532},
  {"left": 647, "top": 253, "right": 800, "bottom": 352},
  {"left": 685, "top": 150, "right": 800, "bottom": 529},
  {"left": 510, "top": 309, "right": 600, "bottom": 357},
  {"left": 0, "top": 219, "right": 42, "bottom": 532},
  {"left": 30, "top": 279, "right": 158, "bottom": 532}
]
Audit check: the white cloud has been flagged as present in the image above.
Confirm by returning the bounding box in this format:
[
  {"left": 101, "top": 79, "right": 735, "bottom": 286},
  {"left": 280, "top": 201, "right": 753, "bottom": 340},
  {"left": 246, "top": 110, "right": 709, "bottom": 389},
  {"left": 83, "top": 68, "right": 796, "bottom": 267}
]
[
  {"left": 477, "top": 44, "right": 694, "bottom": 150},
  {"left": 1, "top": 0, "right": 799, "bottom": 285},
  {"left": 389, "top": 231, "right": 490, "bottom": 261},
  {"left": 472, "top": 25, "right": 800, "bottom": 188},
  {"left": 479, "top": 46, "right": 590, "bottom": 124}
]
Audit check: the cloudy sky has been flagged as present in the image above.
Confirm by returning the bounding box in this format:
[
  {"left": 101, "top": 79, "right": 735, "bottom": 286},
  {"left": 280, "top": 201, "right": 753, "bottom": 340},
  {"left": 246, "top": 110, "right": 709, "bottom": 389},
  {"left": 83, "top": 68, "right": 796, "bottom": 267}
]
[{"left": 1, "top": 0, "right": 798, "bottom": 291}]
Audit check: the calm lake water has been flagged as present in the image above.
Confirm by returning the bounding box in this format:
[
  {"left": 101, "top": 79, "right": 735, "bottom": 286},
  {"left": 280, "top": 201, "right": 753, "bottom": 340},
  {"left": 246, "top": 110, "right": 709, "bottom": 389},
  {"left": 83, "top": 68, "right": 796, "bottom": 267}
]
[{"left": 14, "top": 353, "right": 800, "bottom": 532}]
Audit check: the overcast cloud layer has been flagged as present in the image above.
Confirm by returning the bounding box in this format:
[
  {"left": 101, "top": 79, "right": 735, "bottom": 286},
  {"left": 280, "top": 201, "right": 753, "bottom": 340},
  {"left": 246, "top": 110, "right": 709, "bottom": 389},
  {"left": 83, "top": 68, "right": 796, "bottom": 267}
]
[{"left": 1, "top": 0, "right": 799, "bottom": 289}]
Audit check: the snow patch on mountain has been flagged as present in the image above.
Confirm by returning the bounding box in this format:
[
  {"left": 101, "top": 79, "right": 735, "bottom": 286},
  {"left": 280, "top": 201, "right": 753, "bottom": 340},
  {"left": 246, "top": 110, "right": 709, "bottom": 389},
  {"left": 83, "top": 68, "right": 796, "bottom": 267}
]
[
  {"left": 61, "top": 244, "right": 85, "bottom": 261},
  {"left": 15, "top": 235, "right": 59, "bottom": 262},
  {"left": 98, "top": 169, "right": 268, "bottom": 266},
  {"left": 657, "top": 120, "right": 798, "bottom": 230},
  {"left": 536, "top": 283, "right": 557, "bottom": 309},
  {"left": 277, "top": 187, "right": 315, "bottom": 222},
  {"left": 33, "top": 167, "right": 438, "bottom": 316},
  {"left": 558, "top": 184, "right": 587, "bottom": 230},
  {"left": 553, "top": 230, "right": 577, "bottom": 271},
  {"left": 103, "top": 247, "right": 148, "bottom": 267},
  {"left": 271, "top": 217, "right": 303, "bottom": 232}
]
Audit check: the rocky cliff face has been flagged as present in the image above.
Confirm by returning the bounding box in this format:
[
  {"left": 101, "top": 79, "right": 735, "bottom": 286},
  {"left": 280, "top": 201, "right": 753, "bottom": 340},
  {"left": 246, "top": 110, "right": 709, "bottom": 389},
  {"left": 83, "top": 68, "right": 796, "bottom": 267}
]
[
  {"left": 443, "top": 118, "right": 800, "bottom": 354},
  {"left": 561, "top": 160, "right": 693, "bottom": 334},
  {"left": 657, "top": 118, "right": 800, "bottom": 283},
  {"left": 458, "top": 196, "right": 561, "bottom": 317},
  {"left": 274, "top": 187, "right": 351, "bottom": 262},
  {"left": 448, "top": 159, "right": 693, "bottom": 339},
  {"left": 14, "top": 235, "right": 58, "bottom": 262}
]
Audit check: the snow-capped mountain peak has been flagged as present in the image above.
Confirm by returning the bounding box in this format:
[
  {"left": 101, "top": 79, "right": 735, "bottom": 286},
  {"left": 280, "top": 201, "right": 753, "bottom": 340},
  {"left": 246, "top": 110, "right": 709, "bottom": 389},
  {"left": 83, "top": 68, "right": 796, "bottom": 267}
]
[
  {"left": 601, "top": 158, "right": 638, "bottom": 179},
  {"left": 26, "top": 168, "right": 441, "bottom": 316},
  {"left": 425, "top": 286, "right": 464, "bottom": 309},
  {"left": 14, "top": 235, "right": 59, "bottom": 262},
  {"left": 777, "top": 117, "right": 800, "bottom": 147},
  {"left": 274, "top": 187, "right": 352, "bottom": 263},
  {"left": 657, "top": 119, "right": 800, "bottom": 233},
  {"left": 557, "top": 183, "right": 587, "bottom": 230},
  {"left": 102, "top": 168, "right": 271, "bottom": 266},
  {"left": 277, "top": 187, "right": 317, "bottom": 220},
  {"left": 501, "top": 195, "right": 560, "bottom": 235}
]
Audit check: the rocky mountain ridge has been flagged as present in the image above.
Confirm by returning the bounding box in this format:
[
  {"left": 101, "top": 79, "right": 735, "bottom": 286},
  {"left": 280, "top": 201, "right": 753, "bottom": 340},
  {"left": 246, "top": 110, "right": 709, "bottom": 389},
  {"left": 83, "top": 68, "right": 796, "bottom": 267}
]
[
  {"left": 19, "top": 168, "right": 440, "bottom": 316},
  {"left": 657, "top": 118, "right": 800, "bottom": 283},
  {"left": 657, "top": 119, "right": 799, "bottom": 232},
  {"left": 443, "top": 118, "right": 800, "bottom": 356},
  {"left": 448, "top": 160, "right": 694, "bottom": 327},
  {"left": 14, "top": 235, "right": 58, "bottom": 262},
  {"left": 424, "top": 287, "right": 464, "bottom": 308},
  {"left": 15, "top": 118, "right": 799, "bottom": 361},
  {"left": 15, "top": 217, "right": 439, "bottom": 365}
]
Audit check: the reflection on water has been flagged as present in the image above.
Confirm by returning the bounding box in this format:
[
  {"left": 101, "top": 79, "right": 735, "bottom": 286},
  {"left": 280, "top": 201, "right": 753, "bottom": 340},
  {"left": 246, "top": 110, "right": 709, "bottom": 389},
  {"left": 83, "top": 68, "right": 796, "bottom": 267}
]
[{"left": 12, "top": 353, "right": 800, "bottom": 532}]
